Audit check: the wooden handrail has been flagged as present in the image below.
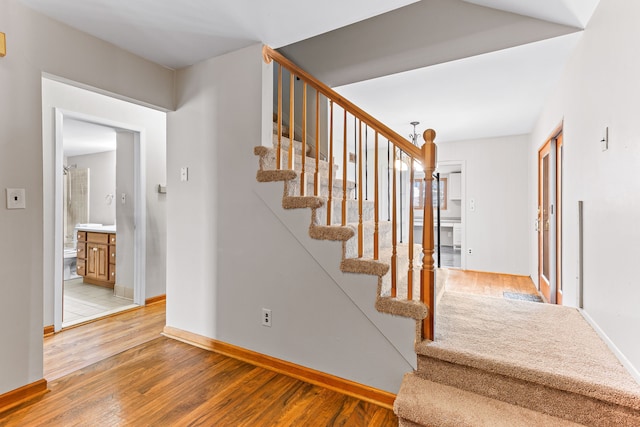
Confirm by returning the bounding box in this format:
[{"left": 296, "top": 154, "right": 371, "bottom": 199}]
[
  {"left": 263, "top": 44, "right": 438, "bottom": 342},
  {"left": 263, "top": 45, "right": 422, "bottom": 161}
]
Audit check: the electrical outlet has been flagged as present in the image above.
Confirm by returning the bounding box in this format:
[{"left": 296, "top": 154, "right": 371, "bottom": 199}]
[
  {"left": 467, "top": 248, "right": 473, "bottom": 255},
  {"left": 180, "top": 167, "right": 189, "bottom": 182},
  {"left": 6, "top": 188, "right": 26, "bottom": 209},
  {"left": 262, "top": 308, "right": 272, "bottom": 327}
]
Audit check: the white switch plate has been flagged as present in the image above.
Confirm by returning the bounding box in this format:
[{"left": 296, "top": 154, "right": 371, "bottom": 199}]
[
  {"left": 601, "top": 126, "right": 609, "bottom": 151},
  {"left": 6, "top": 188, "right": 26, "bottom": 209},
  {"left": 469, "top": 198, "right": 476, "bottom": 212},
  {"left": 180, "top": 167, "right": 189, "bottom": 182}
]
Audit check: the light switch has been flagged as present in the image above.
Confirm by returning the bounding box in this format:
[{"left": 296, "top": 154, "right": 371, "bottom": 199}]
[
  {"left": 469, "top": 198, "right": 475, "bottom": 212},
  {"left": 6, "top": 188, "right": 26, "bottom": 209},
  {"left": 180, "top": 167, "right": 189, "bottom": 182}
]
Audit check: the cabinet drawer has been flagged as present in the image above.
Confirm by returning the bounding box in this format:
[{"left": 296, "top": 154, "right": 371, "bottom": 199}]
[
  {"left": 77, "top": 231, "right": 86, "bottom": 242},
  {"left": 109, "top": 246, "right": 116, "bottom": 264},
  {"left": 77, "top": 243, "right": 86, "bottom": 259},
  {"left": 76, "top": 259, "right": 86, "bottom": 276},
  {"left": 109, "top": 263, "right": 116, "bottom": 283},
  {"left": 87, "top": 232, "right": 109, "bottom": 244},
  {"left": 109, "top": 234, "right": 116, "bottom": 244}
]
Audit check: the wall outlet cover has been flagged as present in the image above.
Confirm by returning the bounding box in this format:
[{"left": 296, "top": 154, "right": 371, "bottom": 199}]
[{"left": 6, "top": 188, "right": 26, "bottom": 209}]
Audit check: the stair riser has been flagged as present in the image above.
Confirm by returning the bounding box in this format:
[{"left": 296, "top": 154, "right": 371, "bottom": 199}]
[
  {"left": 344, "top": 222, "right": 392, "bottom": 259},
  {"left": 272, "top": 133, "right": 312, "bottom": 156},
  {"left": 381, "top": 249, "right": 424, "bottom": 300},
  {"left": 278, "top": 151, "right": 333, "bottom": 173},
  {"left": 315, "top": 200, "right": 376, "bottom": 225},
  {"left": 286, "top": 179, "right": 355, "bottom": 200},
  {"left": 416, "top": 356, "right": 640, "bottom": 427}
]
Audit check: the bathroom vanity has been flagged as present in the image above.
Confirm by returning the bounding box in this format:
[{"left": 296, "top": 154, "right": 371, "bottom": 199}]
[{"left": 76, "top": 225, "right": 116, "bottom": 288}]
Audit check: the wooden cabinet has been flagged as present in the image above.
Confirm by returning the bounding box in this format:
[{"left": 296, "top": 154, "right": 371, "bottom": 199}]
[{"left": 76, "top": 230, "right": 116, "bottom": 288}]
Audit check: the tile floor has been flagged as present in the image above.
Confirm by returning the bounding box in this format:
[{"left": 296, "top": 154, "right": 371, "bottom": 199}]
[
  {"left": 63, "top": 278, "right": 137, "bottom": 327},
  {"left": 435, "top": 245, "right": 461, "bottom": 269}
]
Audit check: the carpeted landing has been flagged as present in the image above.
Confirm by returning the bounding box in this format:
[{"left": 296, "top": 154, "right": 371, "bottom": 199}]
[{"left": 396, "top": 291, "right": 640, "bottom": 426}]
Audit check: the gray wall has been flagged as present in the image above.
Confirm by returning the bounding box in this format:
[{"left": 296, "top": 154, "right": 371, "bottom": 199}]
[
  {"left": 438, "top": 134, "right": 530, "bottom": 275},
  {"left": 68, "top": 151, "right": 116, "bottom": 225},
  {"left": 0, "top": 0, "right": 172, "bottom": 395},
  {"left": 115, "top": 131, "right": 135, "bottom": 295},
  {"left": 166, "top": 44, "right": 414, "bottom": 393},
  {"left": 529, "top": 0, "right": 640, "bottom": 378}
]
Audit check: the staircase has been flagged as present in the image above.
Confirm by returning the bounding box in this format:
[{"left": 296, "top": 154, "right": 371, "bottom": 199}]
[{"left": 256, "top": 45, "right": 640, "bottom": 426}]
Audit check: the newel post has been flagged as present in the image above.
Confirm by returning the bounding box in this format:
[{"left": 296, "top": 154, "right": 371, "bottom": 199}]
[{"left": 421, "top": 129, "right": 437, "bottom": 341}]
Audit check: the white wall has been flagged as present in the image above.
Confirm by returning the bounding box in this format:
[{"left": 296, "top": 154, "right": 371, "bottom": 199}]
[
  {"left": 115, "top": 131, "right": 135, "bottom": 294},
  {"left": 530, "top": 0, "right": 640, "bottom": 374},
  {"left": 166, "top": 44, "right": 415, "bottom": 393},
  {"left": 438, "top": 135, "right": 530, "bottom": 275},
  {"left": 68, "top": 151, "right": 116, "bottom": 225},
  {"left": 0, "top": 0, "right": 172, "bottom": 395}
]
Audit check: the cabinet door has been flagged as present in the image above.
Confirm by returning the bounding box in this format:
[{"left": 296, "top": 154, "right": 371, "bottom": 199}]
[
  {"left": 109, "top": 263, "right": 116, "bottom": 283},
  {"left": 453, "top": 223, "right": 462, "bottom": 247},
  {"left": 109, "top": 245, "right": 116, "bottom": 265},
  {"left": 87, "top": 243, "right": 109, "bottom": 281},
  {"left": 76, "top": 259, "right": 86, "bottom": 276},
  {"left": 449, "top": 173, "right": 462, "bottom": 200},
  {"left": 77, "top": 243, "right": 86, "bottom": 259}
]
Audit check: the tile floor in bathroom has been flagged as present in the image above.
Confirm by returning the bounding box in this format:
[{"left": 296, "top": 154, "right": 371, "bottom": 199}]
[{"left": 63, "top": 278, "right": 137, "bottom": 327}]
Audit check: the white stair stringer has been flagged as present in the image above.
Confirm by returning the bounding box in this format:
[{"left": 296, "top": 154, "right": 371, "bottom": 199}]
[{"left": 254, "top": 180, "right": 418, "bottom": 369}]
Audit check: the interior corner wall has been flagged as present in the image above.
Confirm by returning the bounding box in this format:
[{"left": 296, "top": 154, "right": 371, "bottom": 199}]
[
  {"left": 529, "top": 0, "right": 640, "bottom": 374},
  {"left": 166, "top": 44, "right": 413, "bottom": 393},
  {"left": 437, "top": 134, "right": 530, "bottom": 275},
  {"left": 0, "top": 0, "right": 172, "bottom": 395}
]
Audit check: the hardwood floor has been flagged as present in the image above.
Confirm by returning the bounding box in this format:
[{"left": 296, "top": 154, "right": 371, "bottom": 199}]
[
  {"left": 2, "top": 302, "right": 397, "bottom": 426},
  {"left": 445, "top": 269, "right": 539, "bottom": 299},
  {"left": 44, "top": 302, "right": 166, "bottom": 381}
]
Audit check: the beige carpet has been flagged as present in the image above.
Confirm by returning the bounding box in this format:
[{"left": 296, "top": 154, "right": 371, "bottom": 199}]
[
  {"left": 417, "top": 291, "right": 640, "bottom": 405},
  {"left": 404, "top": 291, "right": 640, "bottom": 425}
]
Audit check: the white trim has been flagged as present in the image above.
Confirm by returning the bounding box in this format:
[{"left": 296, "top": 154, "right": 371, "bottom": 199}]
[
  {"left": 580, "top": 309, "right": 640, "bottom": 384},
  {"left": 51, "top": 108, "right": 147, "bottom": 330}
]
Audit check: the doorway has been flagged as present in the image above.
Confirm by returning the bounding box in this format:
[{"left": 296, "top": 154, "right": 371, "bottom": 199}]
[
  {"left": 538, "top": 129, "right": 563, "bottom": 304},
  {"left": 52, "top": 108, "right": 147, "bottom": 331},
  {"left": 60, "top": 118, "right": 138, "bottom": 327}
]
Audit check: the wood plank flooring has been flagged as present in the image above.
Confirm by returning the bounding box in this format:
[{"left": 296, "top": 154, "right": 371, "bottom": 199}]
[
  {"left": 445, "top": 269, "right": 539, "bottom": 298},
  {"left": 44, "top": 302, "right": 166, "bottom": 381},
  {"left": 2, "top": 302, "right": 397, "bottom": 426}
]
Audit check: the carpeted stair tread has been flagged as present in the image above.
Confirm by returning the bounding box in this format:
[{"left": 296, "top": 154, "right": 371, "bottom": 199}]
[
  {"left": 309, "top": 225, "right": 354, "bottom": 241},
  {"left": 340, "top": 258, "right": 389, "bottom": 276},
  {"left": 414, "top": 291, "right": 640, "bottom": 424},
  {"left": 375, "top": 297, "right": 427, "bottom": 320},
  {"left": 282, "top": 196, "right": 324, "bottom": 209},
  {"left": 395, "top": 373, "right": 583, "bottom": 427},
  {"left": 256, "top": 169, "right": 297, "bottom": 182}
]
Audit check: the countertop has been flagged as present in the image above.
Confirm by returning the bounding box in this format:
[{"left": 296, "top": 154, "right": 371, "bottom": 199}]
[{"left": 75, "top": 224, "right": 116, "bottom": 233}]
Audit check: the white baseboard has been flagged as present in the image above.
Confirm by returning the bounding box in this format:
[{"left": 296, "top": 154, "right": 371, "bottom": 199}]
[{"left": 580, "top": 309, "right": 640, "bottom": 383}]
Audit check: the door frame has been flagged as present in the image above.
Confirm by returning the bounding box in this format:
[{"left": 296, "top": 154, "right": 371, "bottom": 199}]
[
  {"left": 52, "top": 108, "right": 147, "bottom": 331},
  {"left": 538, "top": 126, "right": 563, "bottom": 304}
]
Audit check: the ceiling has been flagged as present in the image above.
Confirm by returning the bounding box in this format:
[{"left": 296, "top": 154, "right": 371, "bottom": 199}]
[
  {"left": 21, "top": 0, "right": 601, "bottom": 143},
  {"left": 63, "top": 118, "right": 116, "bottom": 157}
]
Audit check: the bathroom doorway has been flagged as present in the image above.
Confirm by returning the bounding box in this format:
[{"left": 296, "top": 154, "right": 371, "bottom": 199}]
[
  {"left": 43, "top": 76, "right": 167, "bottom": 335},
  {"left": 60, "top": 118, "right": 137, "bottom": 327}
]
